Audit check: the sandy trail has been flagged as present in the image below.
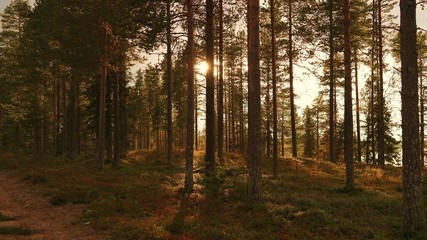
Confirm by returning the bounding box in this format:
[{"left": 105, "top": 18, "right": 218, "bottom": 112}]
[{"left": 0, "top": 172, "right": 108, "bottom": 240}]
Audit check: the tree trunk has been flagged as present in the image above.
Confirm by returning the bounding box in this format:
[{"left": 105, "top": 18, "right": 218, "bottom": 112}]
[
  {"left": 281, "top": 112, "right": 285, "bottom": 157},
  {"left": 400, "top": 0, "right": 423, "bottom": 235},
  {"left": 420, "top": 51, "right": 425, "bottom": 167},
  {"left": 69, "top": 69, "right": 77, "bottom": 159},
  {"left": 354, "top": 47, "right": 362, "bottom": 163},
  {"left": 328, "top": 0, "right": 335, "bottom": 163},
  {"left": 205, "top": 0, "right": 215, "bottom": 175},
  {"left": 106, "top": 76, "right": 113, "bottom": 162},
  {"left": 247, "top": 0, "right": 262, "bottom": 203},
  {"left": 185, "top": 0, "right": 195, "bottom": 192},
  {"left": 377, "top": 0, "right": 385, "bottom": 168},
  {"left": 195, "top": 79, "right": 198, "bottom": 150},
  {"left": 97, "top": 24, "right": 107, "bottom": 171},
  {"left": 270, "top": 0, "right": 278, "bottom": 176},
  {"left": 62, "top": 77, "right": 67, "bottom": 157},
  {"left": 239, "top": 55, "right": 245, "bottom": 153},
  {"left": 370, "top": 0, "right": 376, "bottom": 165},
  {"left": 167, "top": 0, "right": 173, "bottom": 165},
  {"left": 266, "top": 62, "right": 271, "bottom": 157},
  {"left": 54, "top": 78, "right": 59, "bottom": 155},
  {"left": 343, "top": 0, "right": 354, "bottom": 190},
  {"left": 289, "top": 0, "right": 297, "bottom": 159},
  {"left": 218, "top": 0, "right": 224, "bottom": 163},
  {"left": 113, "top": 68, "right": 120, "bottom": 169},
  {"left": 119, "top": 52, "right": 128, "bottom": 159}
]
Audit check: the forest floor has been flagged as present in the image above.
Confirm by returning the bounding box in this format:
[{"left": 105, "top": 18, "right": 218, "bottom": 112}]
[
  {"left": 0, "top": 151, "right": 426, "bottom": 240},
  {"left": 0, "top": 170, "right": 108, "bottom": 239}
]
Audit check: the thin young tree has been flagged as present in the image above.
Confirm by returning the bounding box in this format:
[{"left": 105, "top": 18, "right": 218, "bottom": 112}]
[
  {"left": 400, "top": 0, "right": 423, "bottom": 235},
  {"left": 247, "top": 0, "right": 262, "bottom": 203}
]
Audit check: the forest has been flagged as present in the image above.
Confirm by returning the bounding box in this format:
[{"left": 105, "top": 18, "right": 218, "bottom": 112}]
[{"left": 0, "top": 0, "right": 426, "bottom": 239}]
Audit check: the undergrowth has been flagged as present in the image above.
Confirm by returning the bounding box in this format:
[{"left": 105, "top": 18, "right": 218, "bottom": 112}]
[{"left": 0, "top": 151, "right": 425, "bottom": 239}]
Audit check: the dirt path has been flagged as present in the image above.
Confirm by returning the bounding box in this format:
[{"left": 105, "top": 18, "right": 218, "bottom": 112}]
[{"left": 0, "top": 172, "right": 108, "bottom": 240}]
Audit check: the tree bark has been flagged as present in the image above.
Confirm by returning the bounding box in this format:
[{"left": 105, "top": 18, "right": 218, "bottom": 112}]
[
  {"left": 113, "top": 68, "right": 120, "bottom": 169},
  {"left": 378, "top": 0, "right": 385, "bottom": 168},
  {"left": 270, "top": 0, "right": 278, "bottom": 176},
  {"left": 106, "top": 76, "right": 113, "bottom": 162},
  {"left": 247, "top": 0, "right": 262, "bottom": 203},
  {"left": 205, "top": 0, "right": 215, "bottom": 176},
  {"left": 185, "top": 0, "right": 194, "bottom": 192},
  {"left": 289, "top": 0, "right": 297, "bottom": 159},
  {"left": 354, "top": 47, "right": 362, "bottom": 163},
  {"left": 343, "top": 0, "right": 354, "bottom": 190},
  {"left": 218, "top": 0, "right": 224, "bottom": 163},
  {"left": 266, "top": 62, "right": 271, "bottom": 157},
  {"left": 328, "top": 0, "right": 335, "bottom": 163},
  {"left": 370, "top": 0, "right": 376, "bottom": 165},
  {"left": 97, "top": 24, "right": 107, "bottom": 171},
  {"left": 400, "top": 0, "right": 423, "bottom": 235},
  {"left": 167, "top": 0, "right": 173, "bottom": 165},
  {"left": 420, "top": 50, "right": 425, "bottom": 167}
]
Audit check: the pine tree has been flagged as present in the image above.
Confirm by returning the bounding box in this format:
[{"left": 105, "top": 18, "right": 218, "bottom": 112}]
[{"left": 400, "top": 0, "right": 423, "bottom": 235}]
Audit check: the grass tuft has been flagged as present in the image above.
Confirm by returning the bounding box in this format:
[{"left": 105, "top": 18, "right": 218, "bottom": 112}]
[
  {"left": 0, "top": 226, "right": 33, "bottom": 235},
  {"left": 0, "top": 212, "right": 15, "bottom": 221}
]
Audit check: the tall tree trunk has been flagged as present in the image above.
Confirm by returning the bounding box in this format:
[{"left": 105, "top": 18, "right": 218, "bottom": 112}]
[
  {"left": 316, "top": 106, "right": 319, "bottom": 157},
  {"left": 185, "top": 0, "right": 195, "bottom": 192},
  {"left": 289, "top": 0, "right": 297, "bottom": 159},
  {"left": 343, "top": 0, "right": 354, "bottom": 190},
  {"left": 281, "top": 111, "right": 285, "bottom": 157},
  {"left": 377, "top": 0, "right": 385, "bottom": 168},
  {"left": 231, "top": 64, "right": 236, "bottom": 152},
  {"left": 354, "top": 48, "right": 362, "bottom": 163},
  {"left": 420, "top": 52, "right": 425, "bottom": 167},
  {"left": 218, "top": 0, "right": 224, "bottom": 163},
  {"left": 42, "top": 114, "right": 48, "bottom": 153},
  {"left": 400, "top": 0, "right": 423, "bottom": 235},
  {"left": 370, "top": 0, "right": 376, "bottom": 165},
  {"left": 106, "top": 76, "right": 113, "bottom": 162},
  {"left": 69, "top": 69, "right": 77, "bottom": 159},
  {"left": 54, "top": 78, "right": 59, "bottom": 155},
  {"left": 239, "top": 56, "right": 245, "bottom": 153},
  {"left": 167, "top": 0, "right": 173, "bottom": 165},
  {"left": 97, "top": 24, "right": 107, "bottom": 171},
  {"left": 113, "top": 69, "right": 120, "bottom": 169},
  {"left": 228, "top": 71, "right": 232, "bottom": 151},
  {"left": 195, "top": 78, "right": 198, "bottom": 150},
  {"left": 247, "top": 0, "right": 262, "bottom": 203},
  {"left": 119, "top": 51, "right": 128, "bottom": 159},
  {"left": 266, "top": 62, "right": 271, "bottom": 157},
  {"left": 205, "top": 0, "right": 215, "bottom": 176},
  {"left": 328, "top": 0, "right": 335, "bottom": 163},
  {"left": 270, "top": 0, "right": 278, "bottom": 176},
  {"left": 62, "top": 77, "right": 67, "bottom": 156}
]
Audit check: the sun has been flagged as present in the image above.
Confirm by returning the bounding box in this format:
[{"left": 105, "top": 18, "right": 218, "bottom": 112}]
[{"left": 196, "top": 61, "right": 209, "bottom": 73}]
